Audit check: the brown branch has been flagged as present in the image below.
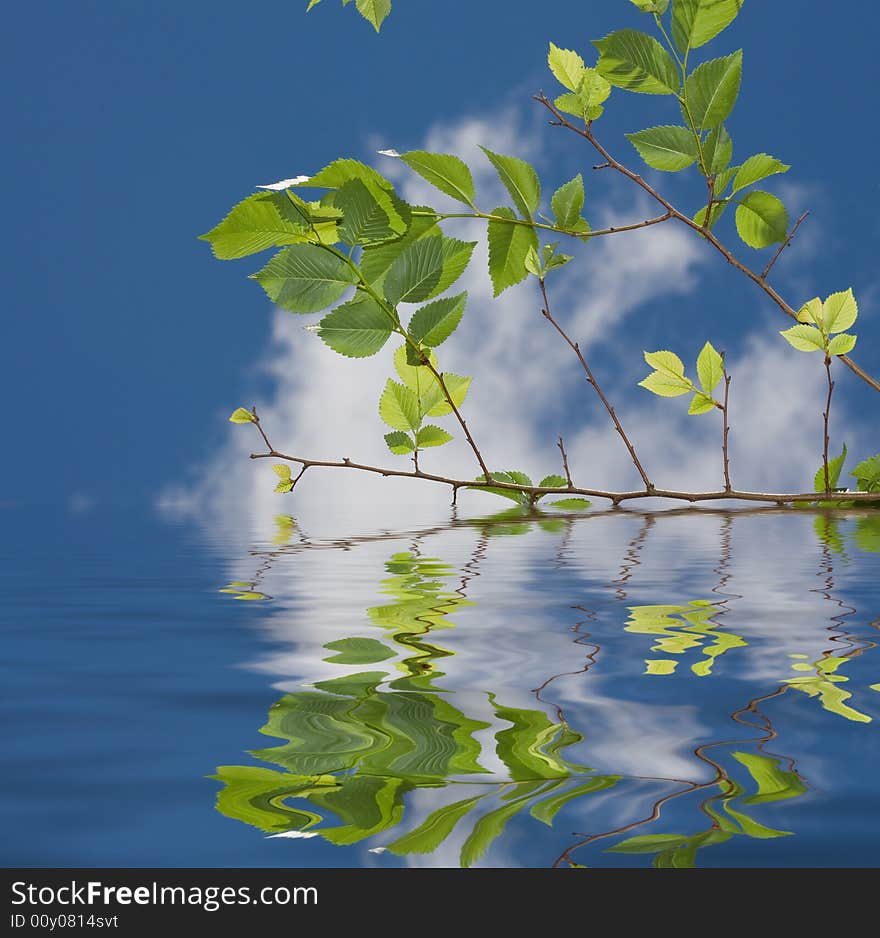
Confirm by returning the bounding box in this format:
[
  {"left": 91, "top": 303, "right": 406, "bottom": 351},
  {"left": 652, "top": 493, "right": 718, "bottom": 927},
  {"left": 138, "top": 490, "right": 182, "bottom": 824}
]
[
  {"left": 539, "top": 278, "right": 653, "bottom": 491},
  {"left": 557, "top": 436, "right": 573, "bottom": 488},
  {"left": 721, "top": 367, "right": 732, "bottom": 493},
  {"left": 761, "top": 211, "right": 810, "bottom": 280},
  {"left": 823, "top": 355, "right": 835, "bottom": 495},
  {"left": 533, "top": 94, "right": 880, "bottom": 395}
]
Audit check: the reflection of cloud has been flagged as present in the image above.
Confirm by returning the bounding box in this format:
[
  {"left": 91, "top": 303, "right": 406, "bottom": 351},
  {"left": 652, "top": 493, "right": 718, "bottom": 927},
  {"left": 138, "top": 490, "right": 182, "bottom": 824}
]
[{"left": 68, "top": 492, "right": 97, "bottom": 514}]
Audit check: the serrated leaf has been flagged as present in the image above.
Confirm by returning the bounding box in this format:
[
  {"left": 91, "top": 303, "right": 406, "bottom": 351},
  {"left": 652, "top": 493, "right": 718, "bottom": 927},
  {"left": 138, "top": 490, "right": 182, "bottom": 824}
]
[
  {"left": 334, "top": 178, "right": 399, "bottom": 245},
  {"left": 828, "top": 333, "right": 856, "bottom": 356},
  {"left": 229, "top": 407, "right": 255, "bottom": 424},
  {"left": 797, "top": 297, "right": 823, "bottom": 325},
  {"left": 779, "top": 324, "right": 824, "bottom": 353},
  {"left": 672, "top": 0, "right": 745, "bottom": 54},
  {"left": 683, "top": 52, "right": 742, "bottom": 131},
  {"left": 274, "top": 480, "right": 293, "bottom": 494},
  {"left": 694, "top": 199, "right": 728, "bottom": 229},
  {"left": 200, "top": 192, "right": 311, "bottom": 259},
  {"left": 626, "top": 125, "right": 699, "bottom": 171},
  {"left": 732, "top": 153, "right": 791, "bottom": 194},
  {"left": 272, "top": 464, "right": 292, "bottom": 479},
  {"left": 639, "top": 371, "right": 692, "bottom": 397},
  {"left": 407, "top": 292, "right": 466, "bottom": 347},
  {"left": 548, "top": 498, "right": 592, "bottom": 510},
  {"left": 524, "top": 245, "right": 542, "bottom": 277},
  {"left": 823, "top": 289, "right": 858, "bottom": 333},
  {"left": 551, "top": 174, "right": 585, "bottom": 229},
  {"left": 355, "top": 0, "right": 391, "bottom": 32},
  {"left": 593, "top": 29, "right": 680, "bottom": 95},
  {"left": 360, "top": 208, "right": 439, "bottom": 286},
  {"left": 689, "top": 392, "right": 716, "bottom": 415},
  {"left": 696, "top": 340, "right": 724, "bottom": 393},
  {"left": 251, "top": 245, "right": 358, "bottom": 313},
  {"left": 383, "top": 236, "right": 445, "bottom": 305},
  {"left": 851, "top": 455, "right": 880, "bottom": 493},
  {"left": 416, "top": 425, "right": 453, "bottom": 448},
  {"left": 480, "top": 147, "right": 541, "bottom": 218},
  {"left": 644, "top": 350, "right": 686, "bottom": 377},
  {"left": 315, "top": 293, "right": 393, "bottom": 358},
  {"left": 814, "top": 444, "right": 847, "bottom": 493},
  {"left": 399, "top": 151, "right": 476, "bottom": 207},
  {"left": 704, "top": 125, "right": 733, "bottom": 173},
  {"left": 423, "top": 373, "right": 471, "bottom": 417},
  {"left": 539, "top": 475, "right": 567, "bottom": 489},
  {"left": 430, "top": 237, "right": 477, "bottom": 300},
  {"left": 379, "top": 380, "right": 421, "bottom": 432},
  {"left": 487, "top": 207, "right": 539, "bottom": 296},
  {"left": 735, "top": 191, "right": 789, "bottom": 248},
  {"left": 548, "top": 43, "right": 586, "bottom": 91},
  {"left": 384, "top": 430, "right": 415, "bottom": 455}
]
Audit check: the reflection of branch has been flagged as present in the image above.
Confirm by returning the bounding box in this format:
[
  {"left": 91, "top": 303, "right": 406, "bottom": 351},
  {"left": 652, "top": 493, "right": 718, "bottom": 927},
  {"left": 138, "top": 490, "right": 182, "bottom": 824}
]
[{"left": 613, "top": 514, "right": 655, "bottom": 601}]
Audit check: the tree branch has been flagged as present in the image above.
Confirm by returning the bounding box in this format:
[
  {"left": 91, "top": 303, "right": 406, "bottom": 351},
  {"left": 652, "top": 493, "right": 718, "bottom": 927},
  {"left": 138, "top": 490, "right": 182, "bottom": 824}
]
[
  {"left": 557, "top": 436, "right": 574, "bottom": 488},
  {"left": 533, "top": 94, "right": 880, "bottom": 395},
  {"left": 761, "top": 211, "right": 810, "bottom": 280}
]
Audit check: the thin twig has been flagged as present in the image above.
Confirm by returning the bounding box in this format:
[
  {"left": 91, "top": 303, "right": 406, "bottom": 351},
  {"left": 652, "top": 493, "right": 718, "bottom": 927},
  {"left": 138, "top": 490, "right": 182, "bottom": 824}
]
[
  {"left": 823, "top": 355, "right": 835, "bottom": 495},
  {"left": 533, "top": 94, "right": 880, "bottom": 395},
  {"left": 539, "top": 278, "right": 653, "bottom": 491},
  {"left": 761, "top": 211, "right": 810, "bottom": 280},
  {"left": 721, "top": 366, "right": 732, "bottom": 493},
  {"left": 557, "top": 436, "right": 573, "bottom": 488}
]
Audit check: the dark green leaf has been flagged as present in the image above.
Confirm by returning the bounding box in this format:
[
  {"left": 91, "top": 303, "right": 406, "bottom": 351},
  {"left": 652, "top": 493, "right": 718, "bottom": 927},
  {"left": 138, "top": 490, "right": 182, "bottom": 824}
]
[
  {"left": 487, "top": 207, "right": 539, "bottom": 296},
  {"left": 400, "top": 151, "right": 476, "bottom": 207},
  {"left": 315, "top": 293, "right": 393, "bottom": 358},
  {"left": 408, "top": 292, "right": 467, "bottom": 347},
  {"left": 480, "top": 147, "right": 541, "bottom": 218},
  {"left": 251, "top": 245, "right": 358, "bottom": 313},
  {"left": 593, "top": 29, "right": 680, "bottom": 95},
  {"left": 683, "top": 52, "right": 743, "bottom": 131},
  {"left": 626, "top": 125, "right": 699, "bottom": 171}
]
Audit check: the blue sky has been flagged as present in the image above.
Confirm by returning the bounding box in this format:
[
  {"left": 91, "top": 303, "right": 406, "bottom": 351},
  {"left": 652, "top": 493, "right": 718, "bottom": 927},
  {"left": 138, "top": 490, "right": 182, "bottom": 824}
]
[{"left": 4, "top": 0, "right": 878, "bottom": 512}]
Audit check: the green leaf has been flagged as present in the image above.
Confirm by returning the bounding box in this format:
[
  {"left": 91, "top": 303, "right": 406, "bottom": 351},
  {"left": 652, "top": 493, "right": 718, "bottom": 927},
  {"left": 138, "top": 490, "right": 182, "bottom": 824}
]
[
  {"left": 487, "top": 207, "right": 539, "bottom": 296},
  {"left": 200, "top": 192, "right": 313, "bottom": 259},
  {"left": 383, "top": 236, "right": 446, "bottom": 305},
  {"left": 696, "top": 340, "right": 724, "bottom": 393},
  {"left": 408, "top": 292, "right": 467, "bottom": 347},
  {"left": 229, "top": 407, "right": 255, "bottom": 424},
  {"left": 779, "top": 324, "right": 824, "bottom": 353},
  {"left": 429, "top": 237, "right": 477, "bottom": 299},
  {"left": 732, "top": 154, "right": 791, "bottom": 194},
  {"left": 399, "top": 151, "right": 476, "bottom": 207},
  {"left": 551, "top": 174, "right": 585, "bottom": 229},
  {"left": 355, "top": 0, "right": 391, "bottom": 32},
  {"left": 735, "top": 191, "right": 789, "bottom": 248},
  {"left": 797, "top": 297, "right": 824, "bottom": 326},
  {"left": 703, "top": 125, "right": 733, "bottom": 173},
  {"left": 639, "top": 371, "right": 692, "bottom": 397},
  {"left": 607, "top": 833, "right": 689, "bottom": 854},
  {"left": 539, "top": 475, "right": 567, "bottom": 489},
  {"left": 542, "top": 243, "right": 575, "bottom": 269},
  {"left": 694, "top": 199, "right": 728, "bottom": 229},
  {"left": 828, "top": 333, "right": 856, "bottom": 356},
  {"left": 823, "top": 289, "right": 858, "bottom": 334},
  {"left": 334, "top": 179, "right": 400, "bottom": 246},
  {"left": 547, "top": 43, "right": 586, "bottom": 91},
  {"left": 683, "top": 52, "right": 743, "bottom": 131},
  {"left": 814, "top": 444, "right": 847, "bottom": 493},
  {"left": 252, "top": 244, "right": 357, "bottom": 313},
  {"left": 553, "top": 70, "right": 612, "bottom": 122},
  {"left": 360, "top": 208, "right": 439, "bottom": 285},
  {"left": 672, "top": 0, "right": 745, "bottom": 54},
  {"left": 548, "top": 498, "right": 592, "bottom": 510},
  {"left": 593, "top": 29, "right": 680, "bottom": 95},
  {"left": 852, "top": 455, "right": 880, "bottom": 493},
  {"left": 386, "top": 796, "right": 484, "bottom": 856},
  {"left": 480, "top": 147, "right": 541, "bottom": 218},
  {"left": 688, "top": 392, "right": 716, "bottom": 415},
  {"left": 314, "top": 293, "right": 393, "bottom": 359},
  {"left": 644, "top": 350, "right": 686, "bottom": 377},
  {"left": 416, "top": 425, "right": 453, "bottom": 448},
  {"left": 732, "top": 751, "right": 807, "bottom": 804},
  {"left": 384, "top": 430, "right": 415, "bottom": 455},
  {"left": 272, "top": 464, "right": 292, "bottom": 479},
  {"left": 323, "top": 637, "right": 395, "bottom": 664},
  {"left": 379, "top": 380, "right": 421, "bottom": 432},
  {"left": 471, "top": 471, "right": 532, "bottom": 505},
  {"left": 630, "top": 0, "right": 669, "bottom": 11},
  {"left": 422, "top": 373, "right": 471, "bottom": 418},
  {"left": 625, "top": 125, "right": 699, "bottom": 172}
]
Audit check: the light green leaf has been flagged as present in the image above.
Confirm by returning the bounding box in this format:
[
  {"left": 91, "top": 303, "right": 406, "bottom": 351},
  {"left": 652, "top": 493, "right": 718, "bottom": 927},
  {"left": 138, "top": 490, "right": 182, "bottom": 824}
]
[
  {"left": 551, "top": 174, "right": 585, "bottom": 229},
  {"left": 229, "top": 407, "right": 255, "bottom": 424},
  {"left": 644, "top": 350, "right": 686, "bottom": 377},
  {"left": 548, "top": 498, "right": 592, "bottom": 510},
  {"left": 704, "top": 125, "right": 733, "bottom": 173},
  {"left": 523, "top": 246, "right": 542, "bottom": 277},
  {"left": 399, "top": 151, "right": 476, "bottom": 207},
  {"left": 274, "top": 480, "right": 292, "bottom": 493},
  {"left": 487, "top": 207, "right": 539, "bottom": 296},
  {"left": 630, "top": 0, "right": 669, "bottom": 11},
  {"left": 696, "top": 340, "right": 724, "bottom": 393},
  {"left": 354, "top": 0, "right": 391, "bottom": 32},
  {"left": 639, "top": 371, "right": 692, "bottom": 397},
  {"left": 383, "top": 237, "right": 445, "bottom": 305},
  {"left": 554, "top": 70, "right": 612, "bottom": 121},
  {"left": 823, "top": 289, "right": 858, "bottom": 334},
  {"left": 779, "top": 324, "right": 825, "bottom": 353},
  {"left": 672, "top": 0, "right": 745, "bottom": 54},
  {"left": 593, "top": 29, "right": 680, "bottom": 95},
  {"left": 543, "top": 243, "right": 575, "bottom": 269},
  {"left": 548, "top": 43, "right": 586, "bottom": 91},
  {"left": 480, "top": 147, "right": 541, "bottom": 218},
  {"left": 334, "top": 179, "right": 399, "bottom": 245},
  {"left": 828, "top": 333, "right": 856, "bottom": 357},
  {"left": 851, "top": 454, "right": 880, "bottom": 493},
  {"left": 694, "top": 199, "right": 728, "bottom": 229},
  {"left": 386, "top": 796, "right": 484, "bottom": 856},
  {"left": 797, "top": 297, "right": 824, "bottom": 325},
  {"left": 689, "top": 392, "right": 716, "bottom": 415},
  {"left": 539, "top": 475, "right": 567, "bottom": 489},
  {"left": 416, "top": 425, "right": 453, "bottom": 448},
  {"left": 304, "top": 157, "right": 393, "bottom": 193},
  {"left": 360, "top": 208, "right": 439, "bottom": 286},
  {"left": 684, "top": 52, "right": 743, "bottom": 131},
  {"left": 200, "top": 192, "right": 312, "bottom": 259},
  {"left": 626, "top": 125, "right": 699, "bottom": 172},
  {"left": 272, "top": 464, "right": 292, "bottom": 479},
  {"left": 735, "top": 191, "right": 789, "bottom": 248},
  {"left": 384, "top": 430, "right": 415, "bottom": 455},
  {"left": 428, "top": 237, "right": 477, "bottom": 300},
  {"left": 423, "top": 373, "right": 471, "bottom": 417},
  {"left": 732, "top": 153, "right": 791, "bottom": 194},
  {"left": 315, "top": 293, "right": 393, "bottom": 358},
  {"left": 379, "top": 380, "right": 421, "bottom": 432},
  {"left": 408, "top": 292, "right": 467, "bottom": 347},
  {"left": 732, "top": 751, "right": 807, "bottom": 804},
  {"left": 251, "top": 245, "right": 358, "bottom": 313},
  {"left": 814, "top": 444, "right": 847, "bottom": 493}
]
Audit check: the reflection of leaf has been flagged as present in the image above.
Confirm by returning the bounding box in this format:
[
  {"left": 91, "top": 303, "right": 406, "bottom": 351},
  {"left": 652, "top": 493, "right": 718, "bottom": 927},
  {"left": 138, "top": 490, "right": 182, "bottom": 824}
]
[
  {"left": 386, "top": 795, "right": 484, "bottom": 855},
  {"left": 323, "top": 637, "right": 395, "bottom": 664},
  {"left": 530, "top": 776, "right": 619, "bottom": 826},
  {"left": 492, "top": 698, "right": 580, "bottom": 780},
  {"left": 460, "top": 784, "right": 556, "bottom": 868},
  {"left": 314, "top": 776, "right": 408, "bottom": 846},
  {"left": 814, "top": 516, "right": 845, "bottom": 554},
  {"left": 854, "top": 516, "right": 880, "bottom": 553},
  {"left": 785, "top": 656, "right": 872, "bottom": 723},
  {"left": 212, "top": 765, "right": 331, "bottom": 833},
  {"left": 732, "top": 752, "right": 808, "bottom": 804},
  {"left": 607, "top": 833, "right": 690, "bottom": 854}
]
